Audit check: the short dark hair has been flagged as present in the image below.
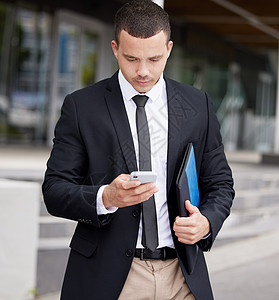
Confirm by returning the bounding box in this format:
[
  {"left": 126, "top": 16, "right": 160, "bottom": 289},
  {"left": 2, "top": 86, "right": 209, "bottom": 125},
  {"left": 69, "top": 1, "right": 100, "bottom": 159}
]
[{"left": 114, "top": 0, "right": 171, "bottom": 45}]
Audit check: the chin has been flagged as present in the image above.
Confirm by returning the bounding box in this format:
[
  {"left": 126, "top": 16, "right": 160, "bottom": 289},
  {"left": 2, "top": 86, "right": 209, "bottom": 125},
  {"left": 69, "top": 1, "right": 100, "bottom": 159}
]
[{"left": 135, "top": 85, "right": 153, "bottom": 94}]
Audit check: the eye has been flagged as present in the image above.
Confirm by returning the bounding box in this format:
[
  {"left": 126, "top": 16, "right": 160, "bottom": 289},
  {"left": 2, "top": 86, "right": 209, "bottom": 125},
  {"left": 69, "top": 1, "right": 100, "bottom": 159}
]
[
  {"left": 150, "top": 56, "right": 162, "bottom": 62},
  {"left": 126, "top": 56, "right": 137, "bottom": 62}
]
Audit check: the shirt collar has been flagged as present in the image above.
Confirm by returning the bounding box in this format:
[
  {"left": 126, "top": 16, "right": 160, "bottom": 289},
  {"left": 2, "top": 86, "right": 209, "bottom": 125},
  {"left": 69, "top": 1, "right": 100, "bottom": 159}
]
[{"left": 118, "top": 70, "right": 164, "bottom": 103}]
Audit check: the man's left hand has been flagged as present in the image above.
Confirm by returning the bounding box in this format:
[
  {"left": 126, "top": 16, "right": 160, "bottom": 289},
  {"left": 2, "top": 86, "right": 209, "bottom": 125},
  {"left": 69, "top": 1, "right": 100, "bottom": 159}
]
[{"left": 173, "top": 200, "right": 210, "bottom": 245}]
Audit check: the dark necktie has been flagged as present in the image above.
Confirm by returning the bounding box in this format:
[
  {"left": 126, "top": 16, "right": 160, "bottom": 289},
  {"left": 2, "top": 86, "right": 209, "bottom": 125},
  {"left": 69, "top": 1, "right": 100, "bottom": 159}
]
[{"left": 132, "top": 95, "right": 159, "bottom": 251}]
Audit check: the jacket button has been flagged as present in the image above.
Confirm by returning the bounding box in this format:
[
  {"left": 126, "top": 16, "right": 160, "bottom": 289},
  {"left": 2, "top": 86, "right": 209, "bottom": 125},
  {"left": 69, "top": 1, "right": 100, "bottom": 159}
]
[
  {"left": 132, "top": 210, "right": 139, "bottom": 218},
  {"left": 125, "top": 249, "right": 133, "bottom": 257}
]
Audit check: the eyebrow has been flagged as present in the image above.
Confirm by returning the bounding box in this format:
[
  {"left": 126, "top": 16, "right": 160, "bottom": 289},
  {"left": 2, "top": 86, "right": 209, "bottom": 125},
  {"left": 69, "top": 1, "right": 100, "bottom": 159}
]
[
  {"left": 123, "top": 54, "right": 163, "bottom": 60},
  {"left": 150, "top": 55, "right": 163, "bottom": 60},
  {"left": 123, "top": 54, "right": 137, "bottom": 59}
]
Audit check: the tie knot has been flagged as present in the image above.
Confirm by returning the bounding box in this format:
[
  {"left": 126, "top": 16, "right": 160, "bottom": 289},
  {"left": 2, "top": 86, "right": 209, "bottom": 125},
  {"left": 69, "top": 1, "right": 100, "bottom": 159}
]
[{"left": 132, "top": 95, "right": 149, "bottom": 108}]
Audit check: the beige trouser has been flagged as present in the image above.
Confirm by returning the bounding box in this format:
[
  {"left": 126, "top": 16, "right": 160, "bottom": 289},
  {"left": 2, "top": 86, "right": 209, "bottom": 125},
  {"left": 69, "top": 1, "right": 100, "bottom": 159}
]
[{"left": 118, "top": 257, "right": 195, "bottom": 300}]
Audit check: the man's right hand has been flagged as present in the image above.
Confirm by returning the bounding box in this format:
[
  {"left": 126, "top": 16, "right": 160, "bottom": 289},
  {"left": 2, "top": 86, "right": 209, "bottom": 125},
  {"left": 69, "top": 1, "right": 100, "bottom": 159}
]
[{"left": 102, "top": 174, "right": 158, "bottom": 209}]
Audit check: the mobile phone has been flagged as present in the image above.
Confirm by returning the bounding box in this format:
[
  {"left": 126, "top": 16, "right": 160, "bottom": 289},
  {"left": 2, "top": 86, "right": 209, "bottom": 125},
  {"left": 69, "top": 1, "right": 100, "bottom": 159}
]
[{"left": 129, "top": 171, "right": 157, "bottom": 184}]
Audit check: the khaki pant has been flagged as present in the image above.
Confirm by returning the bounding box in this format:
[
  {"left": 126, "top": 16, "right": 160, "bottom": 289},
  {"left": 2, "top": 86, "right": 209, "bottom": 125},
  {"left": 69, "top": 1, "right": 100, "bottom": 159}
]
[{"left": 118, "top": 257, "right": 195, "bottom": 300}]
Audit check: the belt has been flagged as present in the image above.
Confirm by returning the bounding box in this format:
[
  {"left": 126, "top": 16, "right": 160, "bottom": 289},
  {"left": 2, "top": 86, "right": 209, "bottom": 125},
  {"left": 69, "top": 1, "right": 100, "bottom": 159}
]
[{"left": 134, "top": 247, "right": 177, "bottom": 260}]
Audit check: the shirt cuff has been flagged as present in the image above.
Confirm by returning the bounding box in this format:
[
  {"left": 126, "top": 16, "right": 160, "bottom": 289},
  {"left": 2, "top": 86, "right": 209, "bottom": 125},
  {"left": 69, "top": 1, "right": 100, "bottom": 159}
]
[
  {"left": 202, "top": 232, "right": 211, "bottom": 239},
  {"left": 96, "top": 185, "right": 118, "bottom": 215}
]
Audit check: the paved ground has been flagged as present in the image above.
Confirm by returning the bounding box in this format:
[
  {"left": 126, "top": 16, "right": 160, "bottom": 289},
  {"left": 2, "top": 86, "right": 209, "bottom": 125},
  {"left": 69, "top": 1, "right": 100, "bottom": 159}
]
[
  {"left": 207, "top": 229, "right": 279, "bottom": 300},
  {"left": 0, "top": 146, "right": 279, "bottom": 300}
]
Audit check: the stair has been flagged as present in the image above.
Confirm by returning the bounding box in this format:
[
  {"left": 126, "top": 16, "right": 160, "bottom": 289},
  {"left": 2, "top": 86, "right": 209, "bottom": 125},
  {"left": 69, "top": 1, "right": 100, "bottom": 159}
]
[
  {"left": 215, "top": 164, "right": 279, "bottom": 247},
  {"left": 36, "top": 198, "right": 76, "bottom": 296}
]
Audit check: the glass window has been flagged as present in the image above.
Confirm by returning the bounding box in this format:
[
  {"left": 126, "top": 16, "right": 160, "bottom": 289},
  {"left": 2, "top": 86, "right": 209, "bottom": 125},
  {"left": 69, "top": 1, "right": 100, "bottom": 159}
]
[
  {"left": 57, "top": 23, "right": 80, "bottom": 99},
  {"left": 0, "top": 2, "right": 12, "bottom": 142},
  {"left": 0, "top": 4, "right": 51, "bottom": 143},
  {"left": 56, "top": 24, "right": 99, "bottom": 98},
  {"left": 51, "top": 22, "right": 100, "bottom": 124},
  {"left": 80, "top": 30, "right": 99, "bottom": 87}
]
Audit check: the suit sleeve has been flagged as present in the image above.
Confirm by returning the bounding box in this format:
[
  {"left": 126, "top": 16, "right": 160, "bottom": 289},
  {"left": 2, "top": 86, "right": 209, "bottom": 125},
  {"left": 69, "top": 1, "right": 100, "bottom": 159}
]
[
  {"left": 42, "top": 94, "right": 110, "bottom": 227},
  {"left": 198, "top": 92, "right": 235, "bottom": 251}
]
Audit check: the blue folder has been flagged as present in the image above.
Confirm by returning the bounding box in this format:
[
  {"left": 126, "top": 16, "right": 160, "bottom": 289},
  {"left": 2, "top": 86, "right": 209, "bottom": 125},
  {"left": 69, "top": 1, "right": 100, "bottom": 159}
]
[
  {"left": 176, "top": 143, "right": 200, "bottom": 216},
  {"left": 175, "top": 143, "right": 200, "bottom": 274}
]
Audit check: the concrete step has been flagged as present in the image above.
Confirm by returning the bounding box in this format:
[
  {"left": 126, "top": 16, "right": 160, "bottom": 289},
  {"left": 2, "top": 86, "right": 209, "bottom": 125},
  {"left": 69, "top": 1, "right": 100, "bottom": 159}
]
[
  {"left": 40, "top": 199, "right": 50, "bottom": 216},
  {"left": 36, "top": 291, "right": 60, "bottom": 300},
  {"left": 37, "top": 202, "right": 75, "bottom": 296},
  {"left": 39, "top": 216, "right": 76, "bottom": 239},
  {"left": 39, "top": 198, "right": 75, "bottom": 248},
  {"left": 233, "top": 188, "right": 279, "bottom": 209},
  {"left": 233, "top": 172, "right": 279, "bottom": 191},
  {"left": 36, "top": 248, "right": 69, "bottom": 295},
  {"left": 215, "top": 203, "right": 279, "bottom": 247}
]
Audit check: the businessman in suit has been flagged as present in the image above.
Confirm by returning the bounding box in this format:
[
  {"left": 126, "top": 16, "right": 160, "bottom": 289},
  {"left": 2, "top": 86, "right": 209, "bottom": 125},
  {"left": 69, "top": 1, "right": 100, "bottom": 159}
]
[{"left": 42, "top": 1, "right": 234, "bottom": 299}]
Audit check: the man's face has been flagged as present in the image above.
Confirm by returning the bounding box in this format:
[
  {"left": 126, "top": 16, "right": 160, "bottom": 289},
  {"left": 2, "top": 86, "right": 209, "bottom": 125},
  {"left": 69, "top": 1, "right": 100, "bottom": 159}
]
[{"left": 111, "top": 30, "right": 173, "bottom": 93}]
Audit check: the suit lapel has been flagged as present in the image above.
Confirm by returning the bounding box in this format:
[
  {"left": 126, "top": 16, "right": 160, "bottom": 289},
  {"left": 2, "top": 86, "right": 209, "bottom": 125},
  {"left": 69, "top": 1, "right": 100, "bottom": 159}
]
[
  {"left": 166, "top": 78, "right": 200, "bottom": 274},
  {"left": 166, "top": 78, "right": 200, "bottom": 194},
  {"left": 165, "top": 78, "right": 184, "bottom": 194},
  {"left": 104, "top": 72, "right": 137, "bottom": 173}
]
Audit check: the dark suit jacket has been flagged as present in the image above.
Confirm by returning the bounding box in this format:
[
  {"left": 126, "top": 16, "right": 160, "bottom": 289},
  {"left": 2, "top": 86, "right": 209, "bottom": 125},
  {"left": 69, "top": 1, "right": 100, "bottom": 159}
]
[{"left": 42, "top": 71, "right": 234, "bottom": 300}]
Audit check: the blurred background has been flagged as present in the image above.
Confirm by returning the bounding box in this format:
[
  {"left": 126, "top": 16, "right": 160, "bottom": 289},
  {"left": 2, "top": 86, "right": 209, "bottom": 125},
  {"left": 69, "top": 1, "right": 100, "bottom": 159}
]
[{"left": 0, "top": 0, "right": 279, "bottom": 299}]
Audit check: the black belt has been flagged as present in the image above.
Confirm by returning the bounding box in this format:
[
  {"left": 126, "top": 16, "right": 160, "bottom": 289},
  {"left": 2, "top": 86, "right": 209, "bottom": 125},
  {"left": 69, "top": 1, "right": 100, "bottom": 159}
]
[{"left": 134, "top": 247, "right": 177, "bottom": 260}]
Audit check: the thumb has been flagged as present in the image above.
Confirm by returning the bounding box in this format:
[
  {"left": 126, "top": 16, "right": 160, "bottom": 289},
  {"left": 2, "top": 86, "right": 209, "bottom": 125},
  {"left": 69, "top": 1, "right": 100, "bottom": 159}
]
[{"left": 185, "top": 200, "right": 199, "bottom": 216}]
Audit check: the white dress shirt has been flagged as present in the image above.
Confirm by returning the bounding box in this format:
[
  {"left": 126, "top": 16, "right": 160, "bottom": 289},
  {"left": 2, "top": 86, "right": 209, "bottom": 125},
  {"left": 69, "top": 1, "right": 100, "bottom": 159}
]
[{"left": 97, "top": 70, "right": 174, "bottom": 249}]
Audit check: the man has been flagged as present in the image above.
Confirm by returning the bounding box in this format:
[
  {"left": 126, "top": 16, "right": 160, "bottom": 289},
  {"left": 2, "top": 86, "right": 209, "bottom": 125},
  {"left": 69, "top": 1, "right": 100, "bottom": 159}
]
[{"left": 42, "top": 1, "right": 234, "bottom": 299}]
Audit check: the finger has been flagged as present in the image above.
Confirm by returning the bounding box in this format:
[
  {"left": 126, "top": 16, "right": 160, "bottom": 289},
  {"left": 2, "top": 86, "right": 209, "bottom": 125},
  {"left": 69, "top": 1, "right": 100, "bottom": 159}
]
[
  {"left": 118, "top": 174, "right": 130, "bottom": 181},
  {"left": 173, "top": 218, "right": 197, "bottom": 235},
  {"left": 174, "top": 226, "right": 199, "bottom": 243},
  {"left": 130, "top": 185, "right": 159, "bottom": 205},
  {"left": 174, "top": 216, "right": 189, "bottom": 226},
  {"left": 119, "top": 174, "right": 141, "bottom": 189},
  {"left": 122, "top": 179, "right": 141, "bottom": 189},
  {"left": 185, "top": 200, "right": 199, "bottom": 215},
  {"left": 134, "top": 182, "right": 157, "bottom": 194}
]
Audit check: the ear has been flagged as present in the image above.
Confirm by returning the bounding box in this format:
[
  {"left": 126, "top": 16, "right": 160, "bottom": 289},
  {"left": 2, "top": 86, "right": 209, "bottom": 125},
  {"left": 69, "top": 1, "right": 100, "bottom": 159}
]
[
  {"left": 167, "top": 40, "right": 173, "bottom": 58},
  {"left": 111, "top": 40, "right": 119, "bottom": 59}
]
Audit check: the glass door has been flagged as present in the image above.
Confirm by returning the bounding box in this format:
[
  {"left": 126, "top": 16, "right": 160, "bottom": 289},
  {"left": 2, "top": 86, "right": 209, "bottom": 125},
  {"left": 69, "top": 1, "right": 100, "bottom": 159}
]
[{"left": 47, "top": 10, "right": 114, "bottom": 145}]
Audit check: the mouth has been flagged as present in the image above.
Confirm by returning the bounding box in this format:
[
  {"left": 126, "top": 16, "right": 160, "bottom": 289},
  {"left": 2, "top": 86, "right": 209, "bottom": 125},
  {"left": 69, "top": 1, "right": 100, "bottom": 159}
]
[{"left": 136, "top": 80, "right": 152, "bottom": 87}]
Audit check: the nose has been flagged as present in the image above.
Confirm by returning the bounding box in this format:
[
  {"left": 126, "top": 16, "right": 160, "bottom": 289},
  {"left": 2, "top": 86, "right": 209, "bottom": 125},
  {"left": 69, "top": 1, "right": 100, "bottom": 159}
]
[{"left": 137, "top": 61, "right": 149, "bottom": 78}]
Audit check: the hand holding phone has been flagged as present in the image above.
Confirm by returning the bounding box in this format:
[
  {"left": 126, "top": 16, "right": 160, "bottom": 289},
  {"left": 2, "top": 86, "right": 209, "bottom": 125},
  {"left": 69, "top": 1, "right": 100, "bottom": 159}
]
[{"left": 103, "top": 172, "right": 158, "bottom": 209}]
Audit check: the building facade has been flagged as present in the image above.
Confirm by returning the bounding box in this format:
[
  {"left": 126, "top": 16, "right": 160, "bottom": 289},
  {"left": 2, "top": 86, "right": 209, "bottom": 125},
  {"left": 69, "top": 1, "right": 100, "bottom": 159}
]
[{"left": 0, "top": 0, "right": 277, "bottom": 152}]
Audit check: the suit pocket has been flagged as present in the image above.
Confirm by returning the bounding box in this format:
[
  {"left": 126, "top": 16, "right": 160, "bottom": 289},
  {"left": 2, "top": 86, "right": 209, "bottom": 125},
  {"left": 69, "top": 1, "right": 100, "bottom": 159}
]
[
  {"left": 69, "top": 225, "right": 98, "bottom": 257},
  {"left": 70, "top": 234, "right": 98, "bottom": 257}
]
